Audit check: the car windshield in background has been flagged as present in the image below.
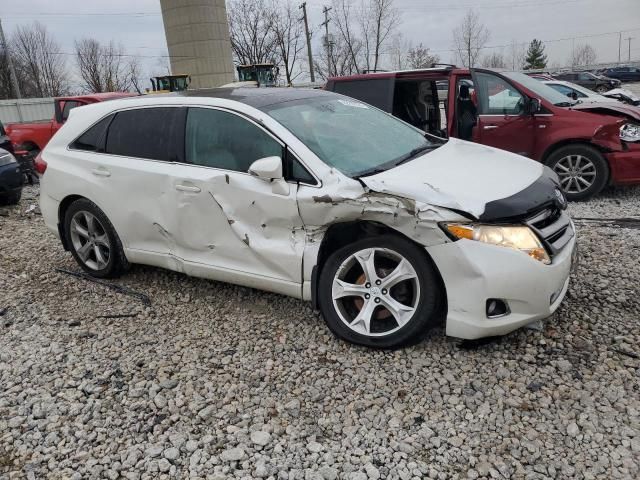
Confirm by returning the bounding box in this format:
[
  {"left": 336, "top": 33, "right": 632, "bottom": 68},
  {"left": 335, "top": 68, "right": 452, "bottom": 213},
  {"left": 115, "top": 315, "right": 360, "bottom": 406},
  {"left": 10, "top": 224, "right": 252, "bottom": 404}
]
[
  {"left": 503, "top": 71, "right": 576, "bottom": 106},
  {"left": 264, "top": 96, "right": 439, "bottom": 177}
]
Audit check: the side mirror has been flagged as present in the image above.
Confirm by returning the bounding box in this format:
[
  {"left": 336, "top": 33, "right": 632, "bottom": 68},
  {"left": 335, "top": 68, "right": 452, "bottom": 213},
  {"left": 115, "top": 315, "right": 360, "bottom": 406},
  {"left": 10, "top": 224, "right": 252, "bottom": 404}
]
[
  {"left": 248, "top": 156, "right": 283, "bottom": 180},
  {"left": 249, "top": 156, "right": 289, "bottom": 195},
  {"left": 528, "top": 98, "right": 541, "bottom": 115}
]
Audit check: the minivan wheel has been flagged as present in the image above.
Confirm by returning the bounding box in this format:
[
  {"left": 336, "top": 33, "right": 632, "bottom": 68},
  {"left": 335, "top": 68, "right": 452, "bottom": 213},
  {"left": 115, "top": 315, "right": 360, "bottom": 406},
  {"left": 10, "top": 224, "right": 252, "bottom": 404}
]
[
  {"left": 547, "top": 144, "right": 608, "bottom": 201},
  {"left": 64, "top": 199, "right": 129, "bottom": 278},
  {"left": 318, "top": 235, "right": 442, "bottom": 349},
  {"left": 596, "top": 85, "right": 608, "bottom": 93}
]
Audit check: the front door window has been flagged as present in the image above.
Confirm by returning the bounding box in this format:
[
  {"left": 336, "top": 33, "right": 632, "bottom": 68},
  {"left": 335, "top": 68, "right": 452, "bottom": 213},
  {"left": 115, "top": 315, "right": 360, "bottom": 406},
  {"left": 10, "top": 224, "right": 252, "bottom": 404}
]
[{"left": 474, "top": 72, "right": 525, "bottom": 115}]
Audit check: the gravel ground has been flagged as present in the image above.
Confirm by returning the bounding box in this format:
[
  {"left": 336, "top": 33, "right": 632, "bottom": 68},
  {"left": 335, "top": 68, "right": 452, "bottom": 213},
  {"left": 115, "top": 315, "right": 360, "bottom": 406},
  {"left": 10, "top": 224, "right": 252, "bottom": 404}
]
[{"left": 1, "top": 184, "right": 639, "bottom": 480}]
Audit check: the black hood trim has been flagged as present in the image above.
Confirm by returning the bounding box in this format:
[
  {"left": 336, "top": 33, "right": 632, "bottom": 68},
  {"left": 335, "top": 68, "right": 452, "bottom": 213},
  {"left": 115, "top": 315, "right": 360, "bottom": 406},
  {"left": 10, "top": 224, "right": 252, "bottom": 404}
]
[{"left": 479, "top": 167, "right": 566, "bottom": 222}]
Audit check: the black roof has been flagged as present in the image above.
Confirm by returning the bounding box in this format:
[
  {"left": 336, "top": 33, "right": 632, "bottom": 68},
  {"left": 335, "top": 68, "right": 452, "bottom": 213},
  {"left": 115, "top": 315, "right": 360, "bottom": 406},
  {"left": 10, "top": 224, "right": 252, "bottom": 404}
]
[{"left": 177, "top": 87, "right": 334, "bottom": 109}]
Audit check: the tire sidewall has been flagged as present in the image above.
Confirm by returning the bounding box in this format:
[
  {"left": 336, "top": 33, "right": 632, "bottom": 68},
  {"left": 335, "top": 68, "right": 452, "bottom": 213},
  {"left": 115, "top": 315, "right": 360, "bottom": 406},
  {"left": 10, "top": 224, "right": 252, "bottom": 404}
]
[
  {"left": 318, "top": 234, "right": 442, "bottom": 349},
  {"left": 63, "top": 199, "right": 124, "bottom": 278},
  {"left": 547, "top": 144, "right": 608, "bottom": 201}
]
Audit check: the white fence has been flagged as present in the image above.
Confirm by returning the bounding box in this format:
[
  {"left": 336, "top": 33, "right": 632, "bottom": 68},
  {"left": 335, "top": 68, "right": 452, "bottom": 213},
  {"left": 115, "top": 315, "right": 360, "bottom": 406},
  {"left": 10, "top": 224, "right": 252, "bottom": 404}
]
[{"left": 0, "top": 98, "right": 54, "bottom": 124}]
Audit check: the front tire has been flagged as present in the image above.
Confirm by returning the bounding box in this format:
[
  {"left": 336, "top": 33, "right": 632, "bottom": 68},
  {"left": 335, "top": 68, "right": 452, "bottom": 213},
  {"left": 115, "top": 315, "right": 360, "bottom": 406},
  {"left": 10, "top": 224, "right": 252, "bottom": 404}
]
[
  {"left": 318, "top": 235, "right": 443, "bottom": 349},
  {"left": 595, "top": 85, "right": 608, "bottom": 93},
  {"left": 63, "top": 199, "right": 129, "bottom": 278},
  {"left": 546, "top": 144, "right": 608, "bottom": 201}
]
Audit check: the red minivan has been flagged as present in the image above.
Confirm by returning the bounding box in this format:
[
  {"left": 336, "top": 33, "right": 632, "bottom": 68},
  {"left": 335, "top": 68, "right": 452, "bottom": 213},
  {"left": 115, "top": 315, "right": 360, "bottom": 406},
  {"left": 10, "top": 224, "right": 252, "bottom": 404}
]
[{"left": 327, "top": 67, "right": 640, "bottom": 200}]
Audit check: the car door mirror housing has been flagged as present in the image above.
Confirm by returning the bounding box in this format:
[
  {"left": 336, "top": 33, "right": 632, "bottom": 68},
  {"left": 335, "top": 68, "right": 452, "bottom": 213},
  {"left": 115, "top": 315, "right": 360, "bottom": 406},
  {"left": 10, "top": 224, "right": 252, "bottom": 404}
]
[
  {"left": 528, "top": 98, "right": 541, "bottom": 115},
  {"left": 248, "top": 156, "right": 283, "bottom": 180}
]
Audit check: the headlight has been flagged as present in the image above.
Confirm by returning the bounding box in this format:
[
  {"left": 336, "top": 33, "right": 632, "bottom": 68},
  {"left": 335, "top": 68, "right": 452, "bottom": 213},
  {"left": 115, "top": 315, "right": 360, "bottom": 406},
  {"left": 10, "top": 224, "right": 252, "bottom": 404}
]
[
  {"left": 620, "top": 123, "right": 640, "bottom": 142},
  {"left": 442, "top": 223, "right": 551, "bottom": 264},
  {"left": 0, "top": 151, "right": 17, "bottom": 167}
]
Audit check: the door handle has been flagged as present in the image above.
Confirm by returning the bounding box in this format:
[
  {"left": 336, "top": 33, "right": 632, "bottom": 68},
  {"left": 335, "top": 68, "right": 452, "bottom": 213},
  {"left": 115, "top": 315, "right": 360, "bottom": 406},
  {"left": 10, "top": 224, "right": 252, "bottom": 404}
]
[
  {"left": 175, "top": 184, "right": 201, "bottom": 193},
  {"left": 91, "top": 168, "right": 111, "bottom": 177},
  {"left": 483, "top": 125, "right": 498, "bottom": 130}
]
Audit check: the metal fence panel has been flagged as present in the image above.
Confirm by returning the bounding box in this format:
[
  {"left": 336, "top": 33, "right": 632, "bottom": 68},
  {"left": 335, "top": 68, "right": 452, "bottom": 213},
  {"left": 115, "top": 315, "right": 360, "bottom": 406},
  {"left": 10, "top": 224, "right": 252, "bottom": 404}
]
[{"left": 0, "top": 98, "right": 54, "bottom": 124}]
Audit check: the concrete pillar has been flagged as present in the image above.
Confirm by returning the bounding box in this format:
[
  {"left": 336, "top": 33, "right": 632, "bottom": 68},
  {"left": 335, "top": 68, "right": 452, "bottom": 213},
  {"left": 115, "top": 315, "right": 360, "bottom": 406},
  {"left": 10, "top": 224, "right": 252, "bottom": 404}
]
[{"left": 160, "top": 0, "right": 235, "bottom": 89}]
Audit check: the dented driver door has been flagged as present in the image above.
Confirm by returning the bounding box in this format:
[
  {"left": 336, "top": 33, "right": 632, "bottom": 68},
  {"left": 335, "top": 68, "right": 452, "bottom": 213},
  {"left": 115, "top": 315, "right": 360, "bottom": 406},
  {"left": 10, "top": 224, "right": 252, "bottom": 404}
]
[{"left": 164, "top": 107, "right": 305, "bottom": 297}]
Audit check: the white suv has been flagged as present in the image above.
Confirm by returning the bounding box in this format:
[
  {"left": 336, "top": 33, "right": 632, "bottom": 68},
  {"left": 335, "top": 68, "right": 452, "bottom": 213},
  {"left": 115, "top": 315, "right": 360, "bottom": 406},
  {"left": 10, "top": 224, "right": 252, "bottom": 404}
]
[{"left": 39, "top": 88, "right": 577, "bottom": 348}]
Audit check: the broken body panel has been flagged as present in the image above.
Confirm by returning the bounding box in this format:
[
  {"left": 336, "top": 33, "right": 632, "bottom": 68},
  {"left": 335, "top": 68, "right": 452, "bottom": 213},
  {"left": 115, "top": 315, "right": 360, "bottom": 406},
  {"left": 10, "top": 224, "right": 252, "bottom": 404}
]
[{"left": 40, "top": 90, "right": 574, "bottom": 339}]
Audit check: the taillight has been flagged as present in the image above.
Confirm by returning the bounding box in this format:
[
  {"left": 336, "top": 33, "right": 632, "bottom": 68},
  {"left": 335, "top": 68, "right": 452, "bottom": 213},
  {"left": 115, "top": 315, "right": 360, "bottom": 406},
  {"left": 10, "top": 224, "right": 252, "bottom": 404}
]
[{"left": 34, "top": 151, "right": 47, "bottom": 175}]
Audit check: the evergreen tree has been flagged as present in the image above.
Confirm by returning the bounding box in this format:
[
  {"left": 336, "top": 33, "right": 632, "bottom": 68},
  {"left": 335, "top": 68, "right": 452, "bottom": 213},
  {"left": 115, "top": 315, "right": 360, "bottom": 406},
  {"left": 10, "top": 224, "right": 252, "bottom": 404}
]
[{"left": 523, "top": 39, "right": 547, "bottom": 70}]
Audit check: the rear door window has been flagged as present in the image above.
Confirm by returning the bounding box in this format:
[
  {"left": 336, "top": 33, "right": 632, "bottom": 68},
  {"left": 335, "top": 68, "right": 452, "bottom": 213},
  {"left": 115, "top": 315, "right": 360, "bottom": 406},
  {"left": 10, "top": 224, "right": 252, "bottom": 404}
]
[
  {"left": 330, "top": 78, "right": 396, "bottom": 113},
  {"left": 61, "top": 100, "right": 83, "bottom": 122},
  {"left": 105, "top": 107, "right": 183, "bottom": 161}
]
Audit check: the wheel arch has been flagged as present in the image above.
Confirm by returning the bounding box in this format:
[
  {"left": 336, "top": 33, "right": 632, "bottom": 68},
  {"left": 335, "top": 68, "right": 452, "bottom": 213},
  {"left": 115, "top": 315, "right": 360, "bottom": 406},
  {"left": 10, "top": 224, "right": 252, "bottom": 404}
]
[
  {"left": 57, "top": 194, "right": 88, "bottom": 251},
  {"left": 310, "top": 220, "right": 448, "bottom": 324}
]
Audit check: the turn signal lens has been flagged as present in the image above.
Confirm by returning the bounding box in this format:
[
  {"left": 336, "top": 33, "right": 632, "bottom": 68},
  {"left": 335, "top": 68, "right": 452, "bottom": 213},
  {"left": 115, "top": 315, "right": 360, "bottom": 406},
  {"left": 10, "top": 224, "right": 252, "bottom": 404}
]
[{"left": 443, "top": 223, "right": 551, "bottom": 265}]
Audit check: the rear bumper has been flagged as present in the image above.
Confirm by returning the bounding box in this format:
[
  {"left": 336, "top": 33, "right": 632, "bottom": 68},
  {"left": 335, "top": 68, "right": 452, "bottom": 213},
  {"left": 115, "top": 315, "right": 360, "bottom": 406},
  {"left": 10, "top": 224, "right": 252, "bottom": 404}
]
[
  {"left": 0, "top": 163, "right": 23, "bottom": 196},
  {"left": 427, "top": 234, "right": 576, "bottom": 340},
  {"left": 607, "top": 142, "right": 640, "bottom": 184}
]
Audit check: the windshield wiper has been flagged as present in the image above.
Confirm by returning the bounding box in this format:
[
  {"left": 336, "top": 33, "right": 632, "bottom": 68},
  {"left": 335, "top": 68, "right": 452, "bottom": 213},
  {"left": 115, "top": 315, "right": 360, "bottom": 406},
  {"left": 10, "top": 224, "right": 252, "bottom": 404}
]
[{"left": 395, "top": 144, "right": 438, "bottom": 166}]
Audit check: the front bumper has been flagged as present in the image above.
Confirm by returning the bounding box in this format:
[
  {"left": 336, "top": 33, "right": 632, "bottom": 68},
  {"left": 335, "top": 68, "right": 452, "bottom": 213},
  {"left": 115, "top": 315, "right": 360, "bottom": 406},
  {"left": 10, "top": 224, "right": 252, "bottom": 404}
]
[
  {"left": 607, "top": 142, "right": 640, "bottom": 184},
  {"left": 0, "top": 163, "right": 23, "bottom": 197},
  {"left": 427, "top": 234, "right": 576, "bottom": 339}
]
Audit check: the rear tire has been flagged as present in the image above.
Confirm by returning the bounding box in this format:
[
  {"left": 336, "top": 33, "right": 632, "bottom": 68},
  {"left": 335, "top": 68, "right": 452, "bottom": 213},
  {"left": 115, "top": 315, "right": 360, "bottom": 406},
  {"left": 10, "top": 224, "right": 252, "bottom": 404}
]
[
  {"left": 63, "top": 199, "right": 129, "bottom": 278},
  {"left": 546, "top": 144, "right": 608, "bottom": 201},
  {"left": 318, "top": 234, "right": 443, "bottom": 349}
]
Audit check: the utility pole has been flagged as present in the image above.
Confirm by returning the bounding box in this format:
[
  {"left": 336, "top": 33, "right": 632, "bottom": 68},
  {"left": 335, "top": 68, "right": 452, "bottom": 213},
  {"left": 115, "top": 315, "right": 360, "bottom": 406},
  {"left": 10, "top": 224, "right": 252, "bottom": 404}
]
[
  {"left": 625, "top": 37, "right": 633, "bottom": 62},
  {"left": 618, "top": 32, "right": 622, "bottom": 64},
  {"left": 299, "top": 3, "right": 315, "bottom": 83},
  {"left": 0, "top": 18, "right": 21, "bottom": 99},
  {"left": 321, "top": 6, "right": 332, "bottom": 77}
]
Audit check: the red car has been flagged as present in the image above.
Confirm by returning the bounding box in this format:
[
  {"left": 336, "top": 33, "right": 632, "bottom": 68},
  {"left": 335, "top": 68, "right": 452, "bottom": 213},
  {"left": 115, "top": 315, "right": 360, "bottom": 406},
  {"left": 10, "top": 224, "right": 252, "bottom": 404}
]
[
  {"left": 327, "top": 67, "right": 640, "bottom": 200},
  {"left": 5, "top": 92, "right": 137, "bottom": 158}
]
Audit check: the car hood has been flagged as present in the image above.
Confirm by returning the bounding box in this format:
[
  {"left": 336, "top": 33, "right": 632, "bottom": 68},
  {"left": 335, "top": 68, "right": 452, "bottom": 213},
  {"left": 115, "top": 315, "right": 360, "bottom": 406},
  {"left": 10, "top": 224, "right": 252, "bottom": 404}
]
[
  {"left": 571, "top": 102, "right": 640, "bottom": 121},
  {"left": 361, "top": 139, "right": 561, "bottom": 220}
]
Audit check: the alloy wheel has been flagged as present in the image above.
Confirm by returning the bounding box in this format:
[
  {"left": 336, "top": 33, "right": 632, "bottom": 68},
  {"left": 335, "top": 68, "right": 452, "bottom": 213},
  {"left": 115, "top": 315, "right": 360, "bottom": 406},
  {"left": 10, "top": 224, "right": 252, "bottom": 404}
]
[
  {"left": 553, "top": 154, "right": 597, "bottom": 194},
  {"left": 331, "top": 248, "right": 420, "bottom": 337},
  {"left": 69, "top": 211, "right": 111, "bottom": 270}
]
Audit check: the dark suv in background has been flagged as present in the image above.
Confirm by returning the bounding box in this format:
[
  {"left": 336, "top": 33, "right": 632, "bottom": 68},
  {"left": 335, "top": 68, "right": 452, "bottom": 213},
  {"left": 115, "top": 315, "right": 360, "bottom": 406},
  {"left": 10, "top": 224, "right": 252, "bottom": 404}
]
[
  {"left": 598, "top": 66, "right": 640, "bottom": 83},
  {"left": 553, "top": 71, "right": 621, "bottom": 92}
]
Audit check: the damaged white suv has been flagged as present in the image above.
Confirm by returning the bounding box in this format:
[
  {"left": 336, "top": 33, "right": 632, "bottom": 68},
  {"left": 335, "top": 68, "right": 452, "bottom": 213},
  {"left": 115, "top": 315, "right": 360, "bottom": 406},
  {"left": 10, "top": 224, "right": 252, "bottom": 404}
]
[{"left": 39, "top": 89, "right": 577, "bottom": 348}]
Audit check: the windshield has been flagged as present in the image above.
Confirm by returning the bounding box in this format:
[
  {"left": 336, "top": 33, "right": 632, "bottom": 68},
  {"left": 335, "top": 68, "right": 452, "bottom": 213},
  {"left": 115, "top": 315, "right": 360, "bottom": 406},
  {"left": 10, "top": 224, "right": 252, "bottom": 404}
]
[
  {"left": 265, "top": 96, "right": 438, "bottom": 177},
  {"left": 503, "top": 71, "right": 575, "bottom": 106}
]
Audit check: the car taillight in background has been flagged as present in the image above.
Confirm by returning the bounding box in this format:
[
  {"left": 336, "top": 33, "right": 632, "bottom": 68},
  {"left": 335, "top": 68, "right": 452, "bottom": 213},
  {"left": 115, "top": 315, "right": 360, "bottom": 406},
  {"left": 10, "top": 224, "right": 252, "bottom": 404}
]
[{"left": 34, "top": 151, "right": 47, "bottom": 175}]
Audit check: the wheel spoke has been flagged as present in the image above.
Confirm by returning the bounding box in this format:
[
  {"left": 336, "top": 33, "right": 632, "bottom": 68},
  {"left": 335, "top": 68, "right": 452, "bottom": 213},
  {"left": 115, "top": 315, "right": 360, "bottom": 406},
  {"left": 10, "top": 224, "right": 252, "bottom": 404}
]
[
  {"left": 84, "top": 212, "right": 97, "bottom": 236},
  {"left": 554, "top": 163, "right": 570, "bottom": 173},
  {"left": 332, "top": 279, "right": 368, "bottom": 300},
  {"left": 380, "top": 258, "right": 417, "bottom": 289},
  {"left": 94, "top": 234, "right": 109, "bottom": 247},
  {"left": 576, "top": 176, "right": 592, "bottom": 187},
  {"left": 354, "top": 249, "right": 378, "bottom": 284},
  {"left": 349, "top": 299, "right": 376, "bottom": 335},
  {"left": 71, "top": 219, "right": 89, "bottom": 239},
  {"left": 94, "top": 245, "right": 108, "bottom": 269},
  {"left": 76, "top": 241, "right": 92, "bottom": 261},
  {"left": 380, "top": 296, "right": 416, "bottom": 328}
]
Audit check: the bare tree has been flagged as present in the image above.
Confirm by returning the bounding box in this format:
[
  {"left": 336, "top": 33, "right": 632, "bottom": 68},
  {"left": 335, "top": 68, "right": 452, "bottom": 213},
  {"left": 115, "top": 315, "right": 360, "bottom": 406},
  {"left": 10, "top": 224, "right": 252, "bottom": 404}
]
[
  {"left": 272, "top": 0, "right": 304, "bottom": 85},
  {"left": 569, "top": 43, "right": 597, "bottom": 67},
  {"left": 10, "top": 22, "right": 69, "bottom": 97},
  {"left": 359, "top": 0, "right": 400, "bottom": 72},
  {"left": 388, "top": 34, "right": 411, "bottom": 70},
  {"left": 75, "top": 38, "right": 139, "bottom": 93},
  {"left": 406, "top": 42, "right": 439, "bottom": 69},
  {"left": 481, "top": 51, "right": 506, "bottom": 68},
  {"left": 452, "top": 10, "right": 489, "bottom": 67},
  {"left": 332, "top": 0, "right": 363, "bottom": 72},
  {"left": 227, "top": 0, "right": 278, "bottom": 66},
  {"left": 507, "top": 40, "right": 526, "bottom": 70},
  {"left": 314, "top": 33, "right": 360, "bottom": 80}
]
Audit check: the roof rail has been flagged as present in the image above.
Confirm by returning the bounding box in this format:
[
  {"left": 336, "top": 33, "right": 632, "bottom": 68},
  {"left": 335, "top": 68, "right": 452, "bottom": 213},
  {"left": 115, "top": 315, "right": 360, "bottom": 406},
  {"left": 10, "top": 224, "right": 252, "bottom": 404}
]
[{"left": 431, "top": 63, "right": 456, "bottom": 69}]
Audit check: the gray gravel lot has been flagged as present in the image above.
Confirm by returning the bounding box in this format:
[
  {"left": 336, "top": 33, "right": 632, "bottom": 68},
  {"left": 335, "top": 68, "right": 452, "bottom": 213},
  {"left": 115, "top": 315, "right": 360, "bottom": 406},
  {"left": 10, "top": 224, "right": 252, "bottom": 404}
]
[{"left": 1, "top": 184, "right": 639, "bottom": 480}]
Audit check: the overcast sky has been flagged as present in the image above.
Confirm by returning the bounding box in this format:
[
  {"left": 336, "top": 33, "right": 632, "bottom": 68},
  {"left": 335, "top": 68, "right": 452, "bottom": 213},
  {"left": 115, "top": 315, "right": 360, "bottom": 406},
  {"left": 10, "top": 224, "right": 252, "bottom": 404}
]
[{"left": 2, "top": 0, "right": 639, "bottom": 85}]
